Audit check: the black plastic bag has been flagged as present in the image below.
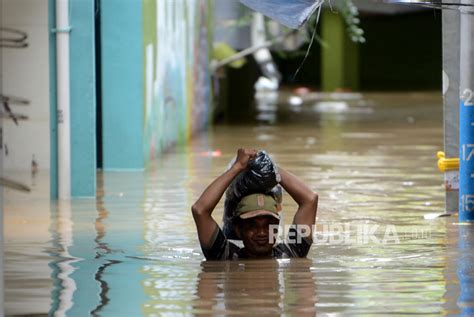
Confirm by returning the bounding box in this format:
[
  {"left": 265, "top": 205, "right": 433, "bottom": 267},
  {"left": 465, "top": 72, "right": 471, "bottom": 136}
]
[{"left": 222, "top": 151, "right": 282, "bottom": 239}]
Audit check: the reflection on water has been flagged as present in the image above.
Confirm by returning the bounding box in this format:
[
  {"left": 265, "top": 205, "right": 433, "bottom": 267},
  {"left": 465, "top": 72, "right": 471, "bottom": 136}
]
[
  {"left": 49, "top": 201, "right": 79, "bottom": 317},
  {"left": 194, "top": 259, "right": 318, "bottom": 316},
  {"left": 4, "top": 92, "right": 474, "bottom": 316},
  {"left": 457, "top": 226, "right": 474, "bottom": 316}
]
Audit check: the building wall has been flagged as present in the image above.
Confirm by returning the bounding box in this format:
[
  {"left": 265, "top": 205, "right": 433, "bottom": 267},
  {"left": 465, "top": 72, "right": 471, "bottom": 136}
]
[
  {"left": 69, "top": 0, "right": 97, "bottom": 196},
  {"left": 359, "top": 11, "right": 442, "bottom": 91},
  {"left": 143, "top": 0, "right": 213, "bottom": 163},
  {"left": 1, "top": 0, "right": 214, "bottom": 196},
  {"left": 101, "top": 0, "right": 143, "bottom": 171},
  {"left": 1, "top": 0, "right": 50, "bottom": 172}
]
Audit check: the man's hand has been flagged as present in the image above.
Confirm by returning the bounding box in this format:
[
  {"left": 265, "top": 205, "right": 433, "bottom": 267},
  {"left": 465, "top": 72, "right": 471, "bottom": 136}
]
[
  {"left": 233, "top": 148, "right": 257, "bottom": 172},
  {"left": 192, "top": 148, "right": 257, "bottom": 248}
]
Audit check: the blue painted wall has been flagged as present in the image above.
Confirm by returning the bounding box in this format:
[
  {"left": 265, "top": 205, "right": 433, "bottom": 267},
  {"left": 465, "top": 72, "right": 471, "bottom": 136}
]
[
  {"left": 101, "top": 0, "right": 144, "bottom": 170},
  {"left": 69, "top": 0, "right": 97, "bottom": 197}
]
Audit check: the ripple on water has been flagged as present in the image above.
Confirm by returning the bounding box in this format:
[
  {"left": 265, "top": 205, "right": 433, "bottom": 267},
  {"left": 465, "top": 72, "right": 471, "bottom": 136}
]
[{"left": 5, "top": 93, "right": 473, "bottom": 316}]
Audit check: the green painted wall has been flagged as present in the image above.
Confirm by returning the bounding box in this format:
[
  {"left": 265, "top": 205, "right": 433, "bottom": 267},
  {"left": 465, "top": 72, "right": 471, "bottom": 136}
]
[{"left": 321, "top": 9, "right": 360, "bottom": 92}]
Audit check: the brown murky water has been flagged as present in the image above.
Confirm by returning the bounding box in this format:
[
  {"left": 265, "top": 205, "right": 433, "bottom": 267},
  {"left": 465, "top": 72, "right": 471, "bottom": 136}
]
[{"left": 4, "top": 92, "right": 474, "bottom": 316}]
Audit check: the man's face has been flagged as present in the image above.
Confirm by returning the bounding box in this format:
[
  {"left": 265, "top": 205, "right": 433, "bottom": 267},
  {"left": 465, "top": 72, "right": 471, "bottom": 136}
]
[{"left": 238, "top": 216, "right": 280, "bottom": 258}]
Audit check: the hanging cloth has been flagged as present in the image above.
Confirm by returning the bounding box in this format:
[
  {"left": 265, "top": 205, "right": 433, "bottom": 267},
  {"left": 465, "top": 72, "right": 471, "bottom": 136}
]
[{"left": 239, "top": 0, "right": 324, "bottom": 29}]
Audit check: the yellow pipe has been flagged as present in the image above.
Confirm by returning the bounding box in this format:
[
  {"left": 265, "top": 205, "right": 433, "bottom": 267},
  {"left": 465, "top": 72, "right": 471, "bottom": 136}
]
[{"left": 437, "top": 151, "right": 459, "bottom": 172}]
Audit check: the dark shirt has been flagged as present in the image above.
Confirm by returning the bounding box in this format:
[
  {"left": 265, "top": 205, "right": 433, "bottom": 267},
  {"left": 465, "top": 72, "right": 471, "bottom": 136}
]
[{"left": 202, "top": 226, "right": 312, "bottom": 260}]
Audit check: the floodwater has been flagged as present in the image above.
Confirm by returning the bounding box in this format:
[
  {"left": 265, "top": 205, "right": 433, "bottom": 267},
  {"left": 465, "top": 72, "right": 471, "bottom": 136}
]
[{"left": 4, "top": 92, "right": 474, "bottom": 316}]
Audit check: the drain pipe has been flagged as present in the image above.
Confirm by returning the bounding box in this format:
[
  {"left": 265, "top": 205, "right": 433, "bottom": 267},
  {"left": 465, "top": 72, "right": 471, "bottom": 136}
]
[
  {"left": 459, "top": 2, "right": 474, "bottom": 221},
  {"left": 55, "top": 0, "right": 71, "bottom": 199}
]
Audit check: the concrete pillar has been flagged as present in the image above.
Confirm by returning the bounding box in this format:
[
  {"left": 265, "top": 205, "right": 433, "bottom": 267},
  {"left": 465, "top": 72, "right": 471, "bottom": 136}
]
[
  {"left": 459, "top": 4, "right": 474, "bottom": 221},
  {"left": 321, "top": 10, "right": 359, "bottom": 92},
  {"left": 442, "top": 9, "right": 460, "bottom": 213}
]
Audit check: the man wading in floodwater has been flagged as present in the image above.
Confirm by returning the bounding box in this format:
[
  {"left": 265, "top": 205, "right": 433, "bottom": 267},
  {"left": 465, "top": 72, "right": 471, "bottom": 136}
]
[{"left": 192, "top": 148, "right": 318, "bottom": 260}]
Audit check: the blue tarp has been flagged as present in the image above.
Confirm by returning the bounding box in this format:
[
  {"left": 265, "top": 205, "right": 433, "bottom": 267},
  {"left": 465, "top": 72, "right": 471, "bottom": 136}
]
[{"left": 239, "top": 0, "right": 323, "bottom": 29}]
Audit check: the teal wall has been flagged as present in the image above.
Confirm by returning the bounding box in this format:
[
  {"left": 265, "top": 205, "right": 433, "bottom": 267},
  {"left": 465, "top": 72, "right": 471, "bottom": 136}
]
[
  {"left": 70, "top": 0, "right": 97, "bottom": 196},
  {"left": 101, "top": 0, "right": 144, "bottom": 170}
]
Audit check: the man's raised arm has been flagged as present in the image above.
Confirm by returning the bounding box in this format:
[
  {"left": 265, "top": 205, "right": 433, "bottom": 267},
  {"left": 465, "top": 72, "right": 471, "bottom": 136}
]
[
  {"left": 278, "top": 167, "right": 318, "bottom": 231},
  {"left": 192, "top": 149, "right": 257, "bottom": 248}
]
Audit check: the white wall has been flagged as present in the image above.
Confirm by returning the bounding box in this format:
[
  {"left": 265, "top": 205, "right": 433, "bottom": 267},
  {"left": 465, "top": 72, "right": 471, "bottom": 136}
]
[{"left": 1, "top": 0, "right": 50, "bottom": 172}]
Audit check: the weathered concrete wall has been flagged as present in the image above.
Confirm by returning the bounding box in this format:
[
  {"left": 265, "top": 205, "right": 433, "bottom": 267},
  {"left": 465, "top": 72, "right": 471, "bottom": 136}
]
[{"left": 1, "top": 0, "right": 50, "bottom": 172}]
